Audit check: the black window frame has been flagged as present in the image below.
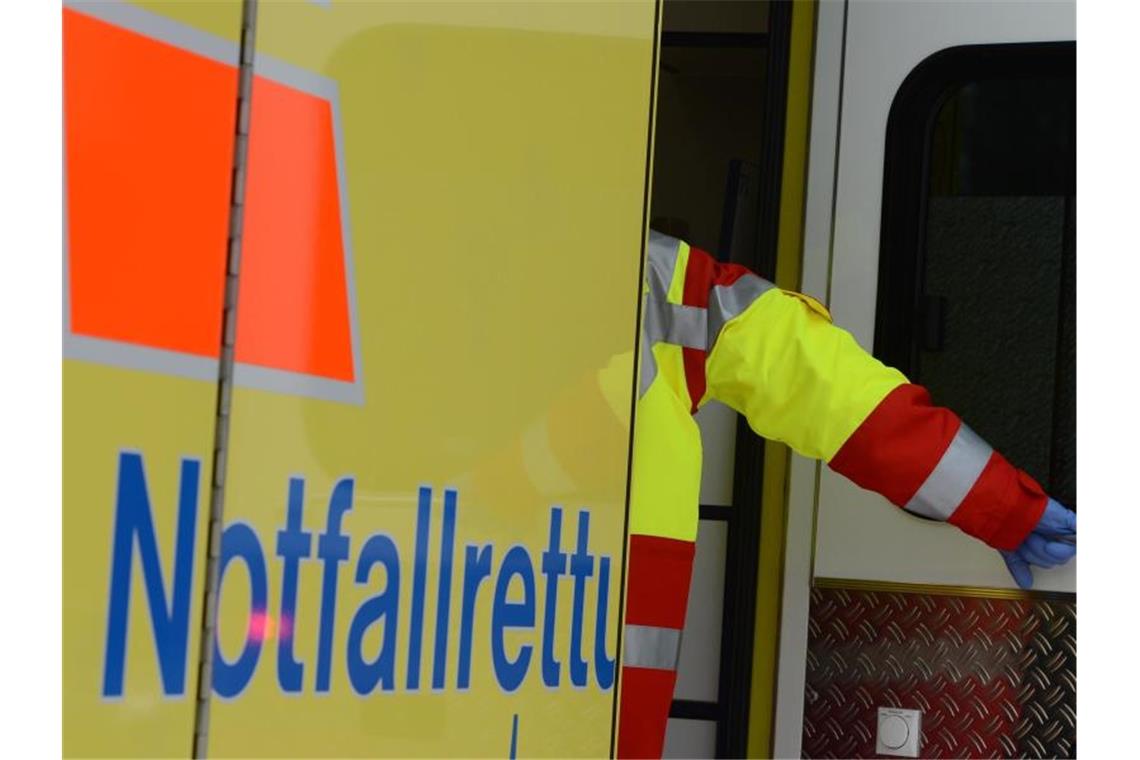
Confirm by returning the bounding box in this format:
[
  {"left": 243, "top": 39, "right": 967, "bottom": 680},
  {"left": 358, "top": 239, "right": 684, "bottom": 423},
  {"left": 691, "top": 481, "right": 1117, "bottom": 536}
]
[{"left": 875, "top": 40, "right": 1075, "bottom": 375}]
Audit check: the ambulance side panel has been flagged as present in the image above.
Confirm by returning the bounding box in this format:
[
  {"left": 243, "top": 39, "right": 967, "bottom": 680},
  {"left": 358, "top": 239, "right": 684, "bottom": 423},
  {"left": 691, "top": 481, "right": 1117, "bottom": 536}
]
[
  {"left": 204, "top": 2, "right": 658, "bottom": 757},
  {"left": 63, "top": 1, "right": 244, "bottom": 756}
]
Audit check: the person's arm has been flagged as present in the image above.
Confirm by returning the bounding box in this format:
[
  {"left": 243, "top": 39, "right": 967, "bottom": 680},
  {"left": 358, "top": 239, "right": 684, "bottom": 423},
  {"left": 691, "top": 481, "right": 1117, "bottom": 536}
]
[{"left": 692, "top": 248, "right": 1073, "bottom": 581}]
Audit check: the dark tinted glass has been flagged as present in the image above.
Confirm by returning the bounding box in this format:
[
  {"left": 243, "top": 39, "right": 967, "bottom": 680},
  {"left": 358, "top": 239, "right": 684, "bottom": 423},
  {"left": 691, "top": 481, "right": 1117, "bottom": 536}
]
[{"left": 879, "top": 46, "right": 1075, "bottom": 506}]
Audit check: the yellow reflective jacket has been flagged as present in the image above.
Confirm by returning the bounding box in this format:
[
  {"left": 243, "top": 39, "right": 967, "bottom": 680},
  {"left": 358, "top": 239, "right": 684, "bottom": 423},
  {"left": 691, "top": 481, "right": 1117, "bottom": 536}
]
[{"left": 614, "top": 232, "right": 1047, "bottom": 758}]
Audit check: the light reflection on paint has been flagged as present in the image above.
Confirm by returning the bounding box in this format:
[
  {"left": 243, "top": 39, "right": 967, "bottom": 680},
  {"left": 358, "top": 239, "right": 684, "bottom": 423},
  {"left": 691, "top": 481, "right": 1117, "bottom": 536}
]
[
  {"left": 249, "top": 609, "right": 274, "bottom": 642},
  {"left": 245, "top": 611, "right": 295, "bottom": 644}
]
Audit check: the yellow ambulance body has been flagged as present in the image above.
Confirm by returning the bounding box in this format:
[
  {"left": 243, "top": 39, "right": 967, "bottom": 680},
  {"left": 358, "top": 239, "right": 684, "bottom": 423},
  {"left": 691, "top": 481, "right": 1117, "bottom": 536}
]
[{"left": 63, "top": 1, "right": 659, "bottom": 755}]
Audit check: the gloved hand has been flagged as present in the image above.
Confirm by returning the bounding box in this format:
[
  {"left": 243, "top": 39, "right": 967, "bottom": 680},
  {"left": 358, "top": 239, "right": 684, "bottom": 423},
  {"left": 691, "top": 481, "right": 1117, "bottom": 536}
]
[{"left": 1001, "top": 497, "right": 1076, "bottom": 589}]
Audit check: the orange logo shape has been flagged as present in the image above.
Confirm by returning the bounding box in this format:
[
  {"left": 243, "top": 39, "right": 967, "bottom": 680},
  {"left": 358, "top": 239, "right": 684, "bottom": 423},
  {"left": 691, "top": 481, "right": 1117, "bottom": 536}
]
[{"left": 64, "top": 2, "right": 362, "bottom": 404}]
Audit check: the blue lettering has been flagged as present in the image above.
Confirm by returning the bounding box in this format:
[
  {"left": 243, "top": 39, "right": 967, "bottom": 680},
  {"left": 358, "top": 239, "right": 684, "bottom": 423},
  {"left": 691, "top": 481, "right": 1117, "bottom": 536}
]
[
  {"left": 568, "top": 511, "right": 594, "bottom": 688},
  {"left": 540, "top": 507, "right": 567, "bottom": 688},
  {"left": 102, "top": 456, "right": 618, "bottom": 702},
  {"left": 212, "top": 522, "right": 268, "bottom": 699},
  {"left": 315, "top": 478, "right": 354, "bottom": 693},
  {"left": 347, "top": 534, "right": 401, "bottom": 695},
  {"left": 431, "top": 489, "right": 457, "bottom": 690},
  {"left": 491, "top": 546, "right": 536, "bottom": 692},
  {"left": 594, "top": 556, "right": 615, "bottom": 690},
  {"left": 457, "top": 544, "right": 493, "bottom": 689},
  {"left": 102, "top": 452, "right": 199, "bottom": 698},
  {"left": 275, "top": 477, "right": 312, "bottom": 693},
  {"left": 406, "top": 486, "right": 431, "bottom": 690}
]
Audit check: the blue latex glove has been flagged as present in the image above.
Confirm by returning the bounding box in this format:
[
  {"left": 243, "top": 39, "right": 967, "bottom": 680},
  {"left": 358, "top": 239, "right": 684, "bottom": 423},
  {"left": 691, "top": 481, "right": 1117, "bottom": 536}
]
[{"left": 1001, "top": 498, "right": 1076, "bottom": 589}]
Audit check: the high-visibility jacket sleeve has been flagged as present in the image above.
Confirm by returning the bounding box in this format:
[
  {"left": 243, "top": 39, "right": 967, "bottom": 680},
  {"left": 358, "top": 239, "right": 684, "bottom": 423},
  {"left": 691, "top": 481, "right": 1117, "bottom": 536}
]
[{"left": 703, "top": 269, "right": 1046, "bottom": 552}]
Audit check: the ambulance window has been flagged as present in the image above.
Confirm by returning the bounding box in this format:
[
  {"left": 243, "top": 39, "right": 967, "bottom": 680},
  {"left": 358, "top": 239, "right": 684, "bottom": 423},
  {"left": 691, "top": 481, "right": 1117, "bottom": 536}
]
[{"left": 876, "top": 43, "right": 1075, "bottom": 507}]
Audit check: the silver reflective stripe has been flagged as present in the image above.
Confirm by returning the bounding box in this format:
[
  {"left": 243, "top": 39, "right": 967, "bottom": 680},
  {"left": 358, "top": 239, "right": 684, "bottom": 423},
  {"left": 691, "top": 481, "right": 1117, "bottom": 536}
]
[
  {"left": 646, "top": 230, "right": 681, "bottom": 300},
  {"left": 707, "top": 273, "right": 774, "bottom": 351},
  {"left": 639, "top": 296, "right": 706, "bottom": 399},
  {"left": 639, "top": 331, "right": 657, "bottom": 399},
  {"left": 644, "top": 296, "right": 708, "bottom": 350},
  {"left": 905, "top": 424, "right": 993, "bottom": 521},
  {"left": 623, "top": 624, "right": 682, "bottom": 670},
  {"left": 639, "top": 232, "right": 682, "bottom": 399}
]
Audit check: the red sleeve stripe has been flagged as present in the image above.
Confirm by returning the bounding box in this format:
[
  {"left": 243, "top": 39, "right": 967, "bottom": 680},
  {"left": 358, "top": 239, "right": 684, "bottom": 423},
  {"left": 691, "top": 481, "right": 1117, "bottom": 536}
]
[
  {"left": 682, "top": 346, "right": 707, "bottom": 412},
  {"left": 904, "top": 423, "right": 993, "bottom": 521},
  {"left": 625, "top": 534, "right": 695, "bottom": 629},
  {"left": 949, "top": 451, "right": 1048, "bottom": 550},
  {"left": 617, "top": 667, "right": 676, "bottom": 758},
  {"left": 830, "top": 383, "right": 1047, "bottom": 550},
  {"left": 680, "top": 248, "right": 714, "bottom": 410},
  {"left": 708, "top": 254, "right": 753, "bottom": 289},
  {"left": 681, "top": 246, "right": 756, "bottom": 301},
  {"left": 828, "top": 383, "right": 960, "bottom": 507},
  {"left": 682, "top": 246, "right": 716, "bottom": 308}
]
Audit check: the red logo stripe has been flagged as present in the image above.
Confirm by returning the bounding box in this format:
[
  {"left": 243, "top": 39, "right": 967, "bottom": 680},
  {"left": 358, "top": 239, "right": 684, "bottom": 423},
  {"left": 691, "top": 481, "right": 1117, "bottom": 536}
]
[{"left": 64, "top": 8, "right": 357, "bottom": 387}]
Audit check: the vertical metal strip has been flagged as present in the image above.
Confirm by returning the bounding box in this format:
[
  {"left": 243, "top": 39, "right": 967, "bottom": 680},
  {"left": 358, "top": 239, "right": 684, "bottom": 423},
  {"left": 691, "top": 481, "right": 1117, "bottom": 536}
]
[
  {"left": 191, "top": 1, "right": 258, "bottom": 756},
  {"left": 748, "top": 2, "right": 820, "bottom": 754},
  {"left": 822, "top": 0, "right": 848, "bottom": 312}
]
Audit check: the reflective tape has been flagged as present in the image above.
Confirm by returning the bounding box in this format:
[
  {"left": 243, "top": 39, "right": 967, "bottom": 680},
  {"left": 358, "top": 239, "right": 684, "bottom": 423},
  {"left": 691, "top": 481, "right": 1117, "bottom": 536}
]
[
  {"left": 647, "top": 230, "right": 680, "bottom": 301},
  {"left": 707, "top": 274, "right": 774, "bottom": 349},
  {"left": 639, "top": 232, "right": 680, "bottom": 399},
  {"left": 639, "top": 331, "right": 657, "bottom": 399},
  {"left": 623, "top": 624, "right": 681, "bottom": 671},
  {"left": 905, "top": 423, "right": 993, "bottom": 521},
  {"left": 644, "top": 296, "right": 707, "bottom": 350}
]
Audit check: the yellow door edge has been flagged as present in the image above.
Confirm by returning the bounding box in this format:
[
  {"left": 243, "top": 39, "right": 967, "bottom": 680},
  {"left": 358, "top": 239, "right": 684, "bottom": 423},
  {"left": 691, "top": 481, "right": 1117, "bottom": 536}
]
[{"left": 748, "top": 1, "right": 818, "bottom": 756}]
